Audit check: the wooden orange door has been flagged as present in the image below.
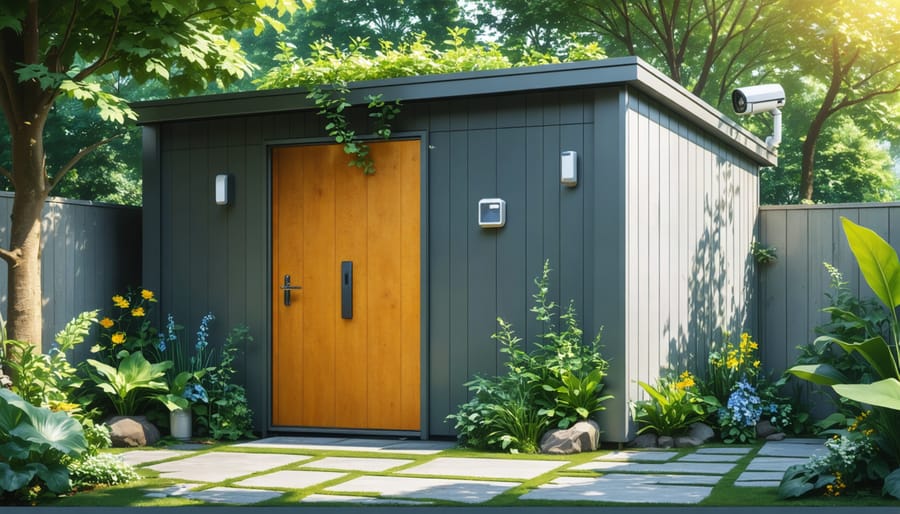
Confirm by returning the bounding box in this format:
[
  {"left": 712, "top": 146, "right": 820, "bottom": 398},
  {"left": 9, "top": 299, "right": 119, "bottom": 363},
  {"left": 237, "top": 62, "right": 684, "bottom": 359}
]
[{"left": 271, "top": 140, "right": 421, "bottom": 431}]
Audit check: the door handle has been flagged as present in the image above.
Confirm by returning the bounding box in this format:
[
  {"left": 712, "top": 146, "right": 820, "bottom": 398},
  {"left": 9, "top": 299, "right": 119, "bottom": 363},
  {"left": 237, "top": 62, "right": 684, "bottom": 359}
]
[
  {"left": 280, "top": 274, "right": 302, "bottom": 306},
  {"left": 341, "top": 261, "right": 352, "bottom": 319}
]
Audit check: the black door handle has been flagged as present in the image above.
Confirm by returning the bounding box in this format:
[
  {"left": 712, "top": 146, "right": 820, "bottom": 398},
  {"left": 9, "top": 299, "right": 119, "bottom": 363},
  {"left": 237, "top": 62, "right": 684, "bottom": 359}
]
[
  {"left": 341, "top": 261, "right": 352, "bottom": 319},
  {"left": 280, "top": 274, "right": 302, "bottom": 306}
]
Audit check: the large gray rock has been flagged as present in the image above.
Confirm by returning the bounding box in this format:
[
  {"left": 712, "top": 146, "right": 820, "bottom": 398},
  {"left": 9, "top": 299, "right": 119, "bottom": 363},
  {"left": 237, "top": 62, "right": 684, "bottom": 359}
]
[
  {"left": 540, "top": 420, "right": 600, "bottom": 454},
  {"left": 674, "top": 435, "right": 705, "bottom": 448},
  {"left": 687, "top": 422, "right": 715, "bottom": 443},
  {"left": 657, "top": 435, "right": 674, "bottom": 449},
  {"left": 108, "top": 416, "right": 160, "bottom": 447},
  {"left": 766, "top": 432, "right": 786, "bottom": 441},
  {"left": 627, "top": 433, "right": 659, "bottom": 448},
  {"left": 756, "top": 420, "right": 778, "bottom": 439}
]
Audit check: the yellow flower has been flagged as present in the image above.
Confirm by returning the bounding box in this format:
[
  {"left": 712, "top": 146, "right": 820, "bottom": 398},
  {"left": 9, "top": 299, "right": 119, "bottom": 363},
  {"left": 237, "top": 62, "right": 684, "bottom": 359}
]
[
  {"left": 51, "top": 402, "right": 80, "bottom": 413},
  {"left": 112, "top": 295, "right": 130, "bottom": 309},
  {"left": 111, "top": 332, "right": 126, "bottom": 345},
  {"left": 674, "top": 371, "right": 695, "bottom": 389},
  {"left": 141, "top": 289, "right": 154, "bottom": 300},
  {"left": 99, "top": 317, "right": 114, "bottom": 329},
  {"left": 131, "top": 307, "right": 145, "bottom": 317},
  {"left": 753, "top": 360, "right": 761, "bottom": 368},
  {"left": 749, "top": 341, "right": 759, "bottom": 350},
  {"left": 726, "top": 357, "right": 739, "bottom": 370}
]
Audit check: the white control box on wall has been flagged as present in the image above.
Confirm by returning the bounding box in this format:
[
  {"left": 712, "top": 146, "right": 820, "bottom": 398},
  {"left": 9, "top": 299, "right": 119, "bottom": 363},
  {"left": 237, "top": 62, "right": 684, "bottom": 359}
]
[{"left": 478, "top": 198, "right": 506, "bottom": 228}]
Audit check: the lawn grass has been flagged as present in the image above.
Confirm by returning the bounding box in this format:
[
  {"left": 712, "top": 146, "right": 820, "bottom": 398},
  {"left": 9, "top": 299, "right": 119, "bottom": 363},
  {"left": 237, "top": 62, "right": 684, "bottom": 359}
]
[{"left": 46, "top": 438, "right": 900, "bottom": 508}]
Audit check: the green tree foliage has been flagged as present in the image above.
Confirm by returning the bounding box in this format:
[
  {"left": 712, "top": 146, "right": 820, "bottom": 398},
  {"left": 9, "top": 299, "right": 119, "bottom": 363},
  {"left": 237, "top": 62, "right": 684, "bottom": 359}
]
[{"left": 0, "top": 0, "right": 305, "bottom": 348}]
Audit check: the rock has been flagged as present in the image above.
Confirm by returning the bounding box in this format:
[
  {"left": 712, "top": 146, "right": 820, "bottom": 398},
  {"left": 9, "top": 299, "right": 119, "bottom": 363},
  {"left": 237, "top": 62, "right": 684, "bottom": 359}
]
[
  {"left": 657, "top": 435, "right": 674, "bottom": 449},
  {"left": 687, "top": 422, "right": 715, "bottom": 444},
  {"left": 756, "top": 420, "right": 778, "bottom": 438},
  {"left": 540, "top": 420, "right": 600, "bottom": 454},
  {"left": 766, "top": 432, "right": 786, "bottom": 441},
  {"left": 108, "top": 416, "right": 160, "bottom": 447},
  {"left": 674, "top": 435, "right": 705, "bottom": 448},
  {"left": 627, "top": 433, "right": 659, "bottom": 448}
]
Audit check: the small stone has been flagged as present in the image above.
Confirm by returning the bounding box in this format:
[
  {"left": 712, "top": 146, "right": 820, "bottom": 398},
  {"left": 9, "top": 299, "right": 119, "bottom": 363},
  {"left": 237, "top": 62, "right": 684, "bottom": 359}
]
[
  {"left": 674, "top": 436, "right": 704, "bottom": 448},
  {"left": 687, "top": 423, "right": 715, "bottom": 444},
  {"left": 627, "top": 433, "right": 658, "bottom": 448},
  {"left": 108, "top": 416, "right": 160, "bottom": 447},
  {"left": 756, "top": 420, "right": 777, "bottom": 438},
  {"left": 657, "top": 436, "right": 674, "bottom": 449},
  {"left": 540, "top": 420, "right": 600, "bottom": 455},
  {"left": 766, "top": 432, "right": 786, "bottom": 441}
]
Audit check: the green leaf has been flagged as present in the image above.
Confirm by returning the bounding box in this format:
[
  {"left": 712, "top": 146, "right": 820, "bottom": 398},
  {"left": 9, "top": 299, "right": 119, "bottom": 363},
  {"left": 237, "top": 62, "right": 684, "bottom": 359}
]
[
  {"left": 842, "top": 216, "right": 900, "bottom": 309},
  {"left": 884, "top": 468, "right": 900, "bottom": 499},
  {"left": 35, "top": 463, "right": 71, "bottom": 493},
  {"left": 0, "top": 462, "right": 38, "bottom": 493},
  {"left": 833, "top": 378, "right": 900, "bottom": 411},
  {"left": 785, "top": 363, "right": 850, "bottom": 385},
  {"left": 834, "top": 337, "right": 900, "bottom": 381}
]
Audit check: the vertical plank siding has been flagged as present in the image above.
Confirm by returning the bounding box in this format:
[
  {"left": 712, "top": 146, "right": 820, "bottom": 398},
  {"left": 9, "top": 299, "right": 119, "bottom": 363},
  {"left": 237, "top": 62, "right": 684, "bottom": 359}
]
[
  {"left": 758, "top": 203, "right": 900, "bottom": 415},
  {"left": 0, "top": 193, "right": 141, "bottom": 357},
  {"left": 623, "top": 90, "right": 759, "bottom": 438}
]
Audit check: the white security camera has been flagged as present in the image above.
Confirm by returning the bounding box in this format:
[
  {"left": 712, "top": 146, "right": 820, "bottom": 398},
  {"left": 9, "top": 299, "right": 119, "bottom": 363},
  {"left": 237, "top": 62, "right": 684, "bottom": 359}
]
[
  {"left": 731, "top": 84, "right": 785, "bottom": 115},
  {"left": 731, "top": 84, "right": 786, "bottom": 149}
]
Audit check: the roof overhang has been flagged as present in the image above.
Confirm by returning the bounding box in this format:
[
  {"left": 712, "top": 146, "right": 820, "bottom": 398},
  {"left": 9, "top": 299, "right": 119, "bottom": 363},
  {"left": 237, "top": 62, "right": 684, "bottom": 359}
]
[{"left": 133, "top": 56, "right": 777, "bottom": 167}]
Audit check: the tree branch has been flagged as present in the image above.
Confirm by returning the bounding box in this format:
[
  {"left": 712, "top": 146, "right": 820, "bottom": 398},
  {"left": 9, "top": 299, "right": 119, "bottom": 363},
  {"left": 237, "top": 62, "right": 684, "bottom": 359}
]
[
  {"left": 0, "top": 164, "right": 13, "bottom": 183},
  {"left": 0, "top": 247, "right": 21, "bottom": 267},
  {"left": 48, "top": 135, "right": 120, "bottom": 191},
  {"left": 50, "top": 0, "right": 81, "bottom": 73},
  {"left": 71, "top": 8, "right": 120, "bottom": 82}
]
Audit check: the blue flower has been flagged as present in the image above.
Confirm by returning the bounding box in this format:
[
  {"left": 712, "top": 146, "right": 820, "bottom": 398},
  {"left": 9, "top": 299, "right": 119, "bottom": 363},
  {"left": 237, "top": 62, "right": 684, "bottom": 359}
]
[
  {"left": 157, "top": 331, "right": 167, "bottom": 352},
  {"left": 725, "top": 378, "right": 762, "bottom": 427},
  {"left": 167, "top": 313, "right": 177, "bottom": 342},
  {"left": 195, "top": 313, "right": 215, "bottom": 350},
  {"left": 182, "top": 383, "right": 209, "bottom": 403}
]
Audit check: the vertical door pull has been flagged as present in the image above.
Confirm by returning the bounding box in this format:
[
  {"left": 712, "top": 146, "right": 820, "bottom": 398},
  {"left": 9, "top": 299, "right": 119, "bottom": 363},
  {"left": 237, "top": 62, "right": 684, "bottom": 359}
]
[
  {"left": 341, "top": 261, "right": 353, "bottom": 319},
  {"left": 281, "top": 274, "right": 302, "bottom": 306}
]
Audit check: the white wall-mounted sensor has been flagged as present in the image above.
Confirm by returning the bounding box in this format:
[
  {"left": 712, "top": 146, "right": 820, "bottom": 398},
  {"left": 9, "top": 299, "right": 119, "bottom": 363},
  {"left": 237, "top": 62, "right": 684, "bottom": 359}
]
[
  {"left": 561, "top": 150, "right": 577, "bottom": 187},
  {"left": 215, "top": 174, "right": 232, "bottom": 205},
  {"left": 478, "top": 198, "right": 506, "bottom": 228}
]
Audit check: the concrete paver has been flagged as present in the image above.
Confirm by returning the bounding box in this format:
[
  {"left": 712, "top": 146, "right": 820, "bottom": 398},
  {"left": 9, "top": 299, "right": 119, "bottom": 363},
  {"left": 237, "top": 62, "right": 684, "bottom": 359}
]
[
  {"left": 148, "top": 452, "right": 310, "bottom": 482},
  {"left": 327, "top": 475, "right": 519, "bottom": 503},
  {"left": 756, "top": 440, "right": 825, "bottom": 458},
  {"left": 695, "top": 447, "right": 752, "bottom": 455},
  {"left": 301, "top": 494, "right": 431, "bottom": 505},
  {"left": 144, "top": 483, "right": 201, "bottom": 498},
  {"left": 300, "top": 456, "right": 413, "bottom": 472},
  {"left": 235, "top": 470, "right": 346, "bottom": 489},
  {"left": 598, "top": 451, "right": 678, "bottom": 462},
  {"left": 521, "top": 475, "right": 715, "bottom": 504},
  {"left": 180, "top": 486, "right": 283, "bottom": 504},
  {"left": 402, "top": 457, "right": 565, "bottom": 480},
  {"left": 677, "top": 453, "right": 743, "bottom": 463},
  {"left": 571, "top": 460, "right": 737, "bottom": 474},
  {"left": 744, "top": 457, "right": 809, "bottom": 472},
  {"left": 234, "top": 437, "right": 453, "bottom": 455},
  {"left": 119, "top": 449, "right": 190, "bottom": 466}
]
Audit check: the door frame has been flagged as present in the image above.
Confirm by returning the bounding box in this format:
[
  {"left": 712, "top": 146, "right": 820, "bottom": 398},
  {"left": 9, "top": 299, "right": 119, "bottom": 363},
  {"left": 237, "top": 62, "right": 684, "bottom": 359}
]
[{"left": 265, "top": 132, "right": 430, "bottom": 439}]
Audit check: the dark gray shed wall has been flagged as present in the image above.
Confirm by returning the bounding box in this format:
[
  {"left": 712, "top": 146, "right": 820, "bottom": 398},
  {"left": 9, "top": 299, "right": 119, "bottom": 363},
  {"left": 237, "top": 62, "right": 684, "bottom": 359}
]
[{"left": 142, "top": 88, "right": 623, "bottom": 438}]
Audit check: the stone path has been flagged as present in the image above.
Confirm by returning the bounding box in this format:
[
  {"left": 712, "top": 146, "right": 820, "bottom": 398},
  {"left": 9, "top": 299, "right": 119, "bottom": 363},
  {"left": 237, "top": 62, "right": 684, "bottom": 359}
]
[{"left": 126, "top": 437, "right": 826, "bottom": 505}]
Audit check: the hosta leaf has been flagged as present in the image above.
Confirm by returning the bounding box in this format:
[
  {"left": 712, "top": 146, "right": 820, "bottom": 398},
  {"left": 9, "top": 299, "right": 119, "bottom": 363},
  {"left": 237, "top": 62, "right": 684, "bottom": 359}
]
[{"left": 833, "top": 378, "right": 900, "bottom": 411}]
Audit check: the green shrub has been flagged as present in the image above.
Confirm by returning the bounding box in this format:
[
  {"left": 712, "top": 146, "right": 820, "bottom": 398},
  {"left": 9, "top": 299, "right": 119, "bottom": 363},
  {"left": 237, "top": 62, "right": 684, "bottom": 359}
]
[
  {"left": 202, "top": 326, "right": 255, "bottom": 440},
  {"left": 632, "top": 372, "right": 713, "bottom": 437},
  {"left": 0, "top": 389, "right": 87, "bottom": 501},
  {"left": 68, "top": 453, "right": 138, "bottom": 489},
  {"left": 447, "top": 261, "right": 611, "bottom": 453},
  {"left": 86, "top": 351, "right": 170, "bottom": 416}
]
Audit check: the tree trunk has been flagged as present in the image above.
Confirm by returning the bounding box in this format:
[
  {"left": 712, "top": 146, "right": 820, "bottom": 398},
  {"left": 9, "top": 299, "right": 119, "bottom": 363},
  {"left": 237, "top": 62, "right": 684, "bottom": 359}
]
[{"left": 5, "top": 109, "right": 49, "bottom": 346}]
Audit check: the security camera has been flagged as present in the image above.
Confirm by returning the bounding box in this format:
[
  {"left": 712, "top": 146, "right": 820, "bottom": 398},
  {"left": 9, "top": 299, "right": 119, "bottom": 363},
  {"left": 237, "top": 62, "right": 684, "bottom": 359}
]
[
  {"left": 731, "top": 84, "right": 786, "bottom": 149},
  {"left": 731, "top": 84, "right": 785, "bottom": 115}
]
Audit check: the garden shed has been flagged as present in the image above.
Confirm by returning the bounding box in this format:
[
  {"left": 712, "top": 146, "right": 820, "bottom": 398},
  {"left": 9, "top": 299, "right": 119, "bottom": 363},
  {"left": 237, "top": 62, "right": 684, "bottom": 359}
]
[{"left": 134, "top": 56, "right": 776, "bottom": 443}]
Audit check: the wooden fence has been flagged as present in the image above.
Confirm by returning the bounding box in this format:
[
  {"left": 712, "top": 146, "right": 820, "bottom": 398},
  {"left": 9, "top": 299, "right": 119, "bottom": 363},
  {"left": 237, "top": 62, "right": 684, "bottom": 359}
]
[
  {"left": 758, "top": 202, "right": 900, "bottom": 412},
  {"left": 0, "top": 192, "right": 142, "bottom": 357}
]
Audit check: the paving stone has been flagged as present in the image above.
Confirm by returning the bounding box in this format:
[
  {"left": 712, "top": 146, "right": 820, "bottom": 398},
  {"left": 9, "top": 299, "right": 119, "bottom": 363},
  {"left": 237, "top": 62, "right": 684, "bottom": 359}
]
[
  {"left": 734, "top": 480, "right": 781, "bottom": 488},
  {"left": 737, "top": 471, "right": 784, "bottom": 481},
  {"left": 301, "top": 456, "right": 413, "bottom": 472},
  {"left": 520, "top": 475, "right": 713, "bottom": 504},
  {"left": 119, "top": 450, "right": 190, "bottom": 466},
  {"left": 235, "top": 470, "right": 346, "bottom": 489},
  {"left": 597, "top": 451, "right": 678, "bottom": 462},
  {"left": 695, "top": 447, "right": 752, "bottom": 455},
  {"left": 148, "top": 452, "right": 310, "bottom": 482},
  {"left": 402, "top": 457, "right": 564, "bottom": 480},
  {"left": 744, "top": 457, "right": 809, "bottom": 472},
  {"left": 571, "top": 460, "right": 736, "bottom": 474},
  {"left": 181, "top": 487, "right": 283, "bottom": 504},
  {"left": 144, "top": 483, "right": 200, "bottom": 498},
  {"left": 167, "top": 443, "right": 209, "bottom": 451},
  {"left": 756, "top": 441, "right": 825, "bottom": 458},
  {"left": 301, "top": 494, "right": 431, "bottom": 505},
  {"left": 234, "top": 437, "right": 452, "bottom": 455},
  {"left": 677, "top": 453, "right": 742, "bottom": 463},
  {"left": 326, "top": 476, "right": 517, "bottom": 504}
]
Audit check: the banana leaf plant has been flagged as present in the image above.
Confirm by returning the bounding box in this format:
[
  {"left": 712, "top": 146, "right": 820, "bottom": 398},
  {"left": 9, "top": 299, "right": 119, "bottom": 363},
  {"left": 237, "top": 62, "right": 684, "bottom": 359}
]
[{"left": 787, "top": 217, "right": 900, "bottom": 410}]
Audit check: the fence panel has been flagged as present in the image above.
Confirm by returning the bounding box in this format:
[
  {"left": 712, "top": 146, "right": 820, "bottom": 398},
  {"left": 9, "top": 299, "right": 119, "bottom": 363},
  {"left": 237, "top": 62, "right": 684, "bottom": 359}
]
[
  {"left": 758, "top": 202, "right": 900, "bottom": 415},
  {"left": 0, "top": 192, "right": 141, "bottom": 358}
]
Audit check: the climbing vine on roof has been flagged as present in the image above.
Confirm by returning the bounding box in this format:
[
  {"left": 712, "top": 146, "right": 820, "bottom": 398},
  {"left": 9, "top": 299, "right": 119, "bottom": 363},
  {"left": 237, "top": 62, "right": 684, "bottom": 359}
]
[{"left": 256, "top": 28, "right": 606, "bottom": 173}]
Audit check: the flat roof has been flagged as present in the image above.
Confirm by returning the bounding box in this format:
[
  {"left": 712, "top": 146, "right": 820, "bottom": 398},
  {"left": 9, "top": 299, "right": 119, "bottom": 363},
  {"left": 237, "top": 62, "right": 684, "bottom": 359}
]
[{"left": 133, "top": 56, "right": 776, "bottom": 166}]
